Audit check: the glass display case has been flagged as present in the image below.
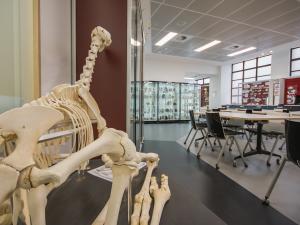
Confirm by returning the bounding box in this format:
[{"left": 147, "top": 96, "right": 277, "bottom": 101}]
[
  {"left": 144, "top": 82, "right": 158, "bottom": 121},
  {"left": 194, "top": 84, "right": 201, "bottom": 113},
  {"left": 180, "top": 84, "right": 197, "bottom": 120},
  {"left": 158, "top": 82, "right": 180, "bottom": 121}
]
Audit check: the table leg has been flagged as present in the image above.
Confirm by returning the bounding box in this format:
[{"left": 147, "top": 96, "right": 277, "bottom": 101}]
[
  {"left": 234, "top": 122, "right": 281, "bottom": 161},
  {"left": 256, "top": 122, "right": 263, "bottom": 152}
]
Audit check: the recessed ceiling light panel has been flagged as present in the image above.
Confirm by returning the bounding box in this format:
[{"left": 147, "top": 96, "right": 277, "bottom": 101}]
[
  {"left": 194, "top": 40, "right": 221, "bottom": 52},
  {"left": 155, "top": 32, "right": 178, "bottom": 46}
]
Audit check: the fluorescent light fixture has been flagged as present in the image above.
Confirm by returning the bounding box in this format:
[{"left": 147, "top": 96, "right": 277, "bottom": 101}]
[
  {"left": 227, "top": 47, "right": 256, "bottom": 57},
  {"left": 194, "top": 40, "right": 221, "bottom": 52},
  {"left": 131, "top": 38, "right": 141, "bottom": 46},
  {"left": 155, "top": 32, "right": 178, "bottom": 46},
  {"left": 184, "top": 77, "right": 195, "bottom": 80}
]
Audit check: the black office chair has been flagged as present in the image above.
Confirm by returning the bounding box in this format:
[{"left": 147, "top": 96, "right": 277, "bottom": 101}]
[
  {"left": 197, "top": 112, "right": 248, "bottom": 170},
  {"left": 263, "top": 120, "right": 300, "bottom": 205},
  {"left": 184, "top": 110, "right": 207, "bottom": 151}
]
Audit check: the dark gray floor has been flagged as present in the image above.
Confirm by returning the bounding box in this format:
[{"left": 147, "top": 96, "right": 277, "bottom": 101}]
[
  {"left": 39, "top": 140, "right": 297, "bottom": 225},
  {"left": 144, "top": 122, "right": 190, "bottom": 141}
]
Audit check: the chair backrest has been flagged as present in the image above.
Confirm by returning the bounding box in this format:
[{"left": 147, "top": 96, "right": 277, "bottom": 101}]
[
  {"left": 206, "top": 112, "right": 225, "bottom": 138},
  {"left": 189, "top": 110, "right": 197, "bottom": 129},
  {"left": 285, "top": 120, "right": 300, "bottom": 166}
]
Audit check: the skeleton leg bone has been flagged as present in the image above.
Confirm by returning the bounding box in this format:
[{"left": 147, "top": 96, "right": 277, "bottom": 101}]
[
  {"left": 27, "top": 184, "right": 55, "bottom": 225},
  {"left": 105, "top": 164, "right": 137, "bottom": 225},
  {"left": 91, "top": 201, "right": 108, "bottom": 225},
  {"left": 0, "top": 200, "right": 12, "bottom": 225},
  {"left": 150, "top": 175, "right": 171, "bottom": 225},
  {"left": 131, "top": 161, "right": 158, "bottom": 225}
]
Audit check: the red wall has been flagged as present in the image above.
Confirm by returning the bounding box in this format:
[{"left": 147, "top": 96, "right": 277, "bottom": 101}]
[
  {"left": 76, "top": 0, "right": 127, "bottom": 131},
  {"left": 284, "top": 77, "right": 300, "bottom": 104}
]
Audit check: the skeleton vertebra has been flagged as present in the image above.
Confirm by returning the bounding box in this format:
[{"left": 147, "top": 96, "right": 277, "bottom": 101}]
[{"left": 0, "top": 26, "right": 159, "bottom": 225}]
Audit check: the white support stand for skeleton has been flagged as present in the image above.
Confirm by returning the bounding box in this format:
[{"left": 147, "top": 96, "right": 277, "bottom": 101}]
[{"left": 0, "top": 26, "right": 159, "bottom": 225}]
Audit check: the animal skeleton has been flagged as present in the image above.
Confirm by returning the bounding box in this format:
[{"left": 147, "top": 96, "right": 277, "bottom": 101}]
[{"left": 0, "top": 26, "right": 159, "bottom": 225}]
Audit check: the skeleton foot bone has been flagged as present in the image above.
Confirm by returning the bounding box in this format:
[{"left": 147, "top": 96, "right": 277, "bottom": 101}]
[
  {"left": 149, "top": 175, "right": 171, "bottom": 225},
  {"left": 131, "top": 160, "right": 158, "bottom": 225}
]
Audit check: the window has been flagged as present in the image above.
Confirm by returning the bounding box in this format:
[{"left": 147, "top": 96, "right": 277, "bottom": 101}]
[
  {"left": 231, "top": 55, "right": 272, "bottom": 104},
  {"left": 291, "top": 47, "right": 300, "bottom": 76},
  {"left": 196, "top": 78, "right": 210, "bottom": 85}
]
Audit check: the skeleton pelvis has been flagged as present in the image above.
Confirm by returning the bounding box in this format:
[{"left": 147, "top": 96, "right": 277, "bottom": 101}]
[{"left": 0, "top": 106, "right": 64, "bottom": 171}]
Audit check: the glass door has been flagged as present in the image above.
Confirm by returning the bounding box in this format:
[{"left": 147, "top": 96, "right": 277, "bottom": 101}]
[
  {"left": 158, "top": 82, "right": 180, "bottom": 121},
  {"left": 144, "top": 81, "right": 158, "bottom": 121}
]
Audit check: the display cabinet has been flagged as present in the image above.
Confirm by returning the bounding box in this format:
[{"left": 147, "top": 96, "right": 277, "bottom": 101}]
[
  {"left": 144, "top": 82, "right": 158, "bottom": 121},
  {"left": 158, "top": 82, "right": 180, "bottom": 121},
  {"left": 180, "top": 84, "right": 199, "bottom": 120}
]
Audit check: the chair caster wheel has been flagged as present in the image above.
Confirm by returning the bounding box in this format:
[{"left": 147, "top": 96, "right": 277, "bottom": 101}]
[
  {"left": 262, "top": 198, "right": 270, "bottom": 206},
  {"left": 214, "top": 142, "right": 217, "bottom": 146},
  {"left": 215, "top": 164, "right": 220, "bottom": 170},
  {"left": 267, "top": 162, "right": 271, "bottom": 167},
  {"left": 229, "top": 148, "right": 232, "bottom": 152},
  {"left": 184, "top": 142, "right": 187, "bottom": 145},
  {"left": 244, "top": 163, "right": 248, "bottom": 168},
  {"left": 205, "top": 143, "right": 208, "bottom": 146},
  {"left": 222, "top": 152, "right": 225, "bottom": 157},
  {"left": 276, "top": 159, "right": 281, "bottom": 165},
  {"left": 233, "top": 161, "right": 237, "bottom": 167},
  {"left": 197, "top": 154, "right": 200, "bottom": 159}
]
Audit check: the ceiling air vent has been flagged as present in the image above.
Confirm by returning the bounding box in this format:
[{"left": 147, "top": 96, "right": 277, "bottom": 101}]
[
  {"left": 172, "top": 34, "right": 193, "bottom": 43},
  {"left": 223, "top": 44, "right": 244, "bottom": 51}
]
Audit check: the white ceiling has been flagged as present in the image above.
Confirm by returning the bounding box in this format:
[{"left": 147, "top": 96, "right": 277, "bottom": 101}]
[{"left": 150, "top": 0, "right": 300, "bottom": 62}]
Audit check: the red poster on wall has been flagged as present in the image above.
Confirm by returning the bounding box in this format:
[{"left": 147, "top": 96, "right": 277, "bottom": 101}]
[
  {"left": 284, "top": 78, "right": 300, "bottom": 104},
  {"left": 242, "top": 81, "right": 269, "bottom": 105}
]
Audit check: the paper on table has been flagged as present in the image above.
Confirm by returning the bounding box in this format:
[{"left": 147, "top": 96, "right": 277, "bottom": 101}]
[{"left": 88, "top": 162, "right": 147, "bottom": 182}]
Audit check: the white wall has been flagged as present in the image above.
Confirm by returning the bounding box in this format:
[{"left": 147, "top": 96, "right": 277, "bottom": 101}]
[
  {"left": 40, "top": 0, "right": 72, "bottom": 95},
  {"left": 144, "top": 53, "right": 221, "bottom": 107},
  {"left": 220, "top": 40, "right": 300, "bottom": 105}
]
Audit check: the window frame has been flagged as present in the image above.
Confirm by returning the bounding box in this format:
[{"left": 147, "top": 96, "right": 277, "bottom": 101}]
[
  {"left": 290, "top": 47, "right": 300, "bottom": 77},
  {"left": 196, "top": 77, "right": 210, "bottom": 85},
  {"left": 231, "top": 55, "right": 272, "bottom": 104}
]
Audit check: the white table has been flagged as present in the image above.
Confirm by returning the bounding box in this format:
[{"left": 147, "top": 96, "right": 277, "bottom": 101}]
[{"left": 196, "top": 110, "right": 300, "bottom": 160}]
